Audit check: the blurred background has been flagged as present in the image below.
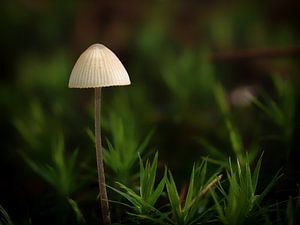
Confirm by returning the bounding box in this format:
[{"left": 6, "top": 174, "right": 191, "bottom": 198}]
[{"left": 0, "top": 0, "right": 300, "bottom": 224}]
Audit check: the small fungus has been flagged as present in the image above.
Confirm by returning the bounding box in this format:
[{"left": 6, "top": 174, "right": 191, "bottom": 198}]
[{"left": 69, "top": 43, "right": 131, "bottom": 225}]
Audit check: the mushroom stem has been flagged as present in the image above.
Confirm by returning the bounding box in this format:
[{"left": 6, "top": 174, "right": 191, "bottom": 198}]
[{"left": 95, "top": 87, "right": 111, "bottom": 225}]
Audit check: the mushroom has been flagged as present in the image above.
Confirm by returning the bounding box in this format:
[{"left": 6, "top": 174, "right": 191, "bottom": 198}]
[{"left": 69, "top": 44, "right": 131, "bottom": 225}]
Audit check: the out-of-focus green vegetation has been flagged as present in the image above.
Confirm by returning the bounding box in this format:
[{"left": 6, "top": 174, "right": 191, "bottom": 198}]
[
  {"left": 212, "top": 156, "right": 282, "bottom": 225},
  {"left": 0, "top": 0, "right": 300, "bottom": 224}
]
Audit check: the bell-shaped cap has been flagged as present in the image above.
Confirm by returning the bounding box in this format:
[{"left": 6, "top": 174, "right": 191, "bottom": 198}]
[{"left": 68, "top": 44, "right": 131, "bottom": 88}]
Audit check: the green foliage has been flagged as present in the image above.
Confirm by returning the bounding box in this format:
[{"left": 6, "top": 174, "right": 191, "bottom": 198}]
[
  {"left": 264, "top": 188, "right": 300, "bottom": 225},
  {"left": 103, "top": 129, "right": 153, "bottom": 184},
  {"left": 165, "top": 160, "right": 221, "bottom": 225},
  {"left": 212, "top": 156, "right": 282, "bottom": 225},
  {"left": 252, "top": 75, "right": 296, "bottom": 157},
  {"left": 258, "top": 75, "right": 295, "bottom": 131},
  {"left": 0, "top": 205, "right": 13, "bottom": 225},
  {"left": 160, "top": 49, "right": 215, "bottom": 117},
  {"left": 67, "top": 198, "right": 86, "bottom": 225},
  {"left": 23, "top": 134, "right": 80, "bottom": 196},
  {"left": 16, "top": 51, "right": 70, "bottom": 93},
  {"left": 138, "top": 153, "right": 166, "bottom": 211},
  {"left": 22, "top": 134, "right": 86, "bottom": 224},
  {"left": 213, "top": 83, "right": 244, "bottom": 160},
  {"left": 200, "top": 83, "right": 259, "bottom": 167},
  {"left": 109, "top": 152, "right": 167, "bottom": 223},
  {"left": 88, "top": 113, "right": 154, "bottom": 186},
  {"left": 162, "top": 51, "right": 201, "bottom": 104},
  {"left": 14, "top": 100, "right": 51, "bottom": 153},
  {"left": 281, "top": 191, "right": 300, "bottom": 225}
]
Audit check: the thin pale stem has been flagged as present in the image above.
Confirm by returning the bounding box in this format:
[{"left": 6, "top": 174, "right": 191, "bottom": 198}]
[{"left": 95, "top": 87, "right": 111, "bottom": 225}]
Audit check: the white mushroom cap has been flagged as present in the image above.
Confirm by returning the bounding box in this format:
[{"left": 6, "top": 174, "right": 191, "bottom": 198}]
[{"left": 68, "top": 44, "right": 131, "bottom": 88}]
